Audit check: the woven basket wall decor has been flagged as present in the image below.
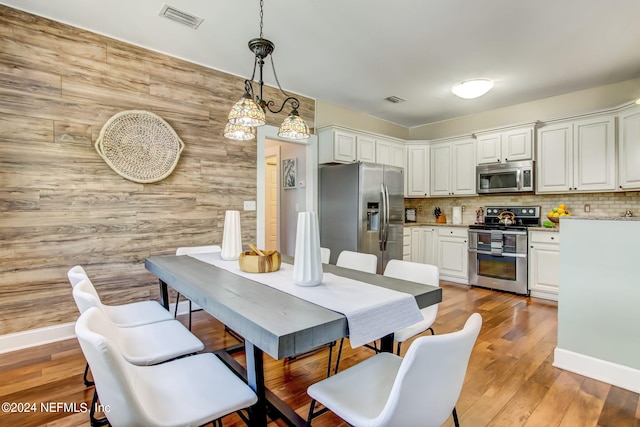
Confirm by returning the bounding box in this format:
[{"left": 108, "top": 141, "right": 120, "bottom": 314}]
[{"left": 95, "top": 110, "right": 185, "bottom": 183}]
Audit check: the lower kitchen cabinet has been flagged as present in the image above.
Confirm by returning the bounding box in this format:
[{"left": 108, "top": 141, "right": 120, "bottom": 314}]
[
  {"left": 436, "top": 227, "right": 469, "bottom": 284},
  {"left": 410, "top": 226, "right": 436, "bottom": 265},
  {"left": 528, "top": 230, "right": 560, "bottom": 300}
]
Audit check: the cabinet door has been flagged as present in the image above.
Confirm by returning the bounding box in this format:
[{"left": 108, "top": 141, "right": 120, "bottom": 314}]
[
  {"left": 333, "top": 130, "right": 357, "bottom": 163},
  {"left": 502, "top": 127, "right": 533, "bottom": 162},
  {"left": 476, "top": 132, "right": 502, "bottom": 164},
  {"left": 529, "top": 244, "right": 560, "bottom": 298},
  {"left": 618, "top": 106, "right": 640, "bottom": 190},
  {"left": 410, "top": 228, "right": 424, "bottom": 263},
  {"left": 437, "top": 236, "right": 468, "bottom": 280},
  {"left": 424, "top": 228, "right": 437, "bottom": 265},
  {"left": 357, "top": 135, "right": 376, "bottom": 163},
  {"left": 391, "top": 144, "right": 406, "bottom": 169},
  {"left": 430, "top": 143, "right": 452, "bottom": 196},
  {"left": 573, "top": 116, "right": 615, "bottom": 191},
  {"left": 536, "top": 123, "right": 572, "bottom": 193},
  {"left": 452, "top": 139, "right": 476, "bottom": 195},
  {"left": 406, "top": 144, "right": 430, "bottom": 197}
]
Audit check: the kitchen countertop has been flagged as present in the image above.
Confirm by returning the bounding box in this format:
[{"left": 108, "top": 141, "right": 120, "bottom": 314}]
[
  {"left": 404, "top": 222, "right": 471, "bottom": 228},
  {"left": 528, "top": 226, "right": 559, "bottom": 232},
  {"left": 561, "top": 216, "right": 640, "bottom": 221}
]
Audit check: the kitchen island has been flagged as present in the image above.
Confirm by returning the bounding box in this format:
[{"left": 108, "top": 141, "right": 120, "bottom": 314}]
[{"left": 554, "top": 216, "right": 640, "bottom": 393}]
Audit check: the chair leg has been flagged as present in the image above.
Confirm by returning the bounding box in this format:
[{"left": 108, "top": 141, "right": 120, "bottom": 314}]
[
  {"left": 187, "top": 299, "right": 192, "bottom": 331},
  {"left": 396, "top": 341, "right": 402, "bottom": 356},
  {"left": 83, "top": 362, "right": 94, "bottom": 387},
  {"left": 89, "top": 389, "right": 109, "bottom": 426},
  {"left": 452, "top": 406, "right": 460, "bottom": 427},
  {"left": 326, "top": 341, "right": 335, "bottom": 378},
  {"left": 333, "top": 338, "right": 344, "bottom": 375},
  {"left": 174, "top": 293, "right": 181, "bottom": 318},
  {"left": 306, "top": 399, "right": 317, "bottom": 426}
]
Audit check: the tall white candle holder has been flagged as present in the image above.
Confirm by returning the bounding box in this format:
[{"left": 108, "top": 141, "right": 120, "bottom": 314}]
[
  {"left": 220, "top": 210, "right": 242, "bottom": 261},
  {"left": 293, "top": 211, "right": 323, "bottom": 287}
]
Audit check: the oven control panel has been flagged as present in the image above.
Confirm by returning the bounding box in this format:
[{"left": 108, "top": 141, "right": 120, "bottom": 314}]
[{"left": 485, "top": 206, "right": 540, "bottom": 218}]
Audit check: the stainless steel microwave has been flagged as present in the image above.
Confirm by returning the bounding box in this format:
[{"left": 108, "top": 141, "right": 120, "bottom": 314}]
[{"left": 477, "top": 160, "right": 534, "bottom": 194}]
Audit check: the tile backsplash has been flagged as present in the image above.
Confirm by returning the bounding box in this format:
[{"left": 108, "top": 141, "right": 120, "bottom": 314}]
[{"left": 405, "top": 191, "right": 640, "bottom": 224}]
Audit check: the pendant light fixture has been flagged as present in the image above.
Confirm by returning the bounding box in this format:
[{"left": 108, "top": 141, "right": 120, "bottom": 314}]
[{"left": 226, "top": 0, "right": 310, "bottom": 140}]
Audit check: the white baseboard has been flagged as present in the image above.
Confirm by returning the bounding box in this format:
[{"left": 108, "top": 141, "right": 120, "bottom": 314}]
[
  {"left": 554, "top": 347, "right": 640, "bottom": 393},
  {"left": 0, "top": 300, "right": 195, "bottom": 354}
]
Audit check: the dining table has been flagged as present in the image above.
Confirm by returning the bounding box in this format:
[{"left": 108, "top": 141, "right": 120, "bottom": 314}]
[{"left": 145, "top": 253, "right": 442, "bottom": 427}]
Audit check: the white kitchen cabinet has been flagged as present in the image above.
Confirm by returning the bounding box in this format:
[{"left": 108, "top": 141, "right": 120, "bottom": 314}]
[
  {"left": 356, "top": 135, "right": 376, "bottom": 163},
  {"left": 403, "top": 228, "right": 411, "bottom": 261},
  {"left": 528, "top": 230, "right": 560, "bottom": 301},
  {"left": 377, "top": 139, "right": 405, "bottom": 169},
  {"left": 430, "top": 137, "right": 476, "bottom": 196},
  {"left": 318, "top": 128, "right": 357, "bottom": 164},
  {"left": 618, "top": 104, "right": 640, "bottom": 190},
  {"left": 436, "top": 227, "right": 468, "bottom": 283},
  {"left": 410, "top": 226, "right": 436, "bottom": 265},
  {"left": 475, "top": 125, "right": 535, "bottom": 165},
  {"left": 536, "top": 114, "right": 615, "bottom": 193},
  {"left": 405, "top": 143, "right": 430, "bottom": 197}
]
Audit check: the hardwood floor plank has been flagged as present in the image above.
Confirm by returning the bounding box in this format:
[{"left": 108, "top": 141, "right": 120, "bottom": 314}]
[
  {"left": 559, "top": 377, "right": 611, "bottom": 427},
  {"left": 524, "top": 370, "right": 583, "bottom": 426}
]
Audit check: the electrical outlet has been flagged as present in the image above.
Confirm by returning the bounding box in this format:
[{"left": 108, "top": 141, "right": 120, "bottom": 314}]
[
  {"left": 418, "top": 205, "right": 423, "bottom": 212},
  {"left": 584, "top": 204, "right": 590, "bottom": 213},
  {"left": 243, "top": 200, "right": 256, "bottom": 211}
]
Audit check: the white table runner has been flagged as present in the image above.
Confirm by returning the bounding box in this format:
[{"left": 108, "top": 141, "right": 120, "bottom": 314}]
[{"left": 188, "top": 253, "right": 423, "bottom": 348}]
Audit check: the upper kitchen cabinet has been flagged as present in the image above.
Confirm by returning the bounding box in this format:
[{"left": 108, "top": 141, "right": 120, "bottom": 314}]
[
  {"left": 618, "top": 104, "right": 640, "bottom": 190},
  {"left": 318, "top": 127, "right": 357, "bottom": 163},
  {"left": 376, "top": 138, "right": 405, "bottom": 169},
  {"left": 430, "top": 137, "right": 476, "bottom": 197},
  {"left": 318, "top": 126, "right": 405, "bottom": 167},
  {"left": 405, "top": 142, "right": 430, "bottom": 197},
  {"left": 475, "top": 124, "right": 536, "bottom": 165},
  {"left": 536, "top": 114, "right": 616, "bottom": 193}
]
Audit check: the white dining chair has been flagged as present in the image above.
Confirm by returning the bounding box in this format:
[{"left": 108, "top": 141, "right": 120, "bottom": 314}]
[
  {"left": 73, "top": 280, "right": 204, "bottom": 365},
  {"left": 320, "top": 247, "right": 331, "bottom": 264},
  {"left": 335, "top": 250, "right": 377, "bottom": 273},
  {"left": 67, "top": 265, "right": 89, "bottom": 287},
  {"left": 384, "top": 259, "right": 440, "bottom": 355},
  {"left": 175, "top": 245, "right": 221, "bottom": 330},
  {"left": 332, "top": 250, "right": 379, "bottom": 374},
  {"left": 75, "top": 307, "right": 258, "bottom": 427},
  {"left": 306, "top": 313, "right": 482, "bottom": 427}
]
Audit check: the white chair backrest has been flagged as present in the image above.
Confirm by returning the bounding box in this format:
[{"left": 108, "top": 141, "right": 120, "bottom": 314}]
[
  {"left": 375, "top": 313, "right": 482, "bottom": 427},
  {"left": 384, "top": 259, "right": 439, "bottom": 287},
  {"left": 75, "top": 307, "right": 150, "bottom": 426},
  {"left": 320, "top": 247, "right": 331, "bottom": 264},
  {"left": 72, "top": 278, "right": 104, "bottom": 315},
  {"left": 176, "top": 245, "right": 221, "bottom": 256},
  {"left": 67, "top": 265, "right": 89, "bottom": 288},
  {"left": 335, "top": 250, "right": 377, "bottom": 274}
]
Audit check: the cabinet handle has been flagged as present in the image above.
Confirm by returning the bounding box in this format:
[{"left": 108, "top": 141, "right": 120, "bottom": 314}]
[
  {"left": 505, "top": 158, "right": 508, "bottom": 162},
  {"left": 550, "top": 236, "right": 555, "bottom": 240}
]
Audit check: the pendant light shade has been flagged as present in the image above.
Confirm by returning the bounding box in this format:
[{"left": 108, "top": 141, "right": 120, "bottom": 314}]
[
  {"left": 277, "top": 109, "right": 310, "bottom": 140},
  {"left": 224, "top": 122, "right": 256, "bottom": 140},
  {"left": 228, "top": 92, "right": 266, "bottom": 127}
]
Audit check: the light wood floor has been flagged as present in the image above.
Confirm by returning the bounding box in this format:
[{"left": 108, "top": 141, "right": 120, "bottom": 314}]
[{"left": 1, "top": 282, "right": 639, "bottom": 427}]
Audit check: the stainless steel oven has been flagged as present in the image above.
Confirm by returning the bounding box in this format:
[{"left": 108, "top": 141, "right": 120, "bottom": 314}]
[
  {"left": 468, "top": 229, "right": 528, "bottom": 294},
  {"left": 467, "top": 206, "right": 540, "bottom": 295}
]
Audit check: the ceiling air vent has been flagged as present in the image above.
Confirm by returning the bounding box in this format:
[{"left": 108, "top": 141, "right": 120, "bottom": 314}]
[
  {"left": 159, "top": 4, "right": 204, "bottom": 29},
  {"left": 384, "top": 96, "right": 406, "bottom": 104}
]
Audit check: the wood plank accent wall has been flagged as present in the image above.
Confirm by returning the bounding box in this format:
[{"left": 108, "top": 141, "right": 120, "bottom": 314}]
[{"left": 0, "top": 5, "right": 315, "bottom": 335}]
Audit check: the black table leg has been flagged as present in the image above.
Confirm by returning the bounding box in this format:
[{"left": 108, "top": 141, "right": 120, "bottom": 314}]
[
  {"left": 159, "top": 279, "right": 169, "bottom": 311},
  {"left": 245, "top": 341, "right": 267, "bottom": 427}
]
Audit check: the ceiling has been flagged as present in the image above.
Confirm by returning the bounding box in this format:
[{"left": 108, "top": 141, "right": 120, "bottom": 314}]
[{"left": 3, "top": 0, "right": 640, "bottom": 128}]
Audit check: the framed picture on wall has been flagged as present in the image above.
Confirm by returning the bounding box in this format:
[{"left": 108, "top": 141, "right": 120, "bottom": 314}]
[{"left": 282, "top": 158, "right": 297, "bottom": 189}]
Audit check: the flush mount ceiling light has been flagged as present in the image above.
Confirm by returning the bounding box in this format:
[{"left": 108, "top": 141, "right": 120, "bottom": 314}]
[
  {"left": 451, "top": 79, "right": 494, "bottom": 99},
  {"left": 226, "top": 0, "right": 310, "bottom": 141}
]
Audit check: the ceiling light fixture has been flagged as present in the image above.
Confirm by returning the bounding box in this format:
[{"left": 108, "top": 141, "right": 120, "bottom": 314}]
[
  {"left": 226, "top": 0, "right": 310, "bottom": 141},
  {"left": 451, "top": 79, "right": 494, "bottom": 99}
]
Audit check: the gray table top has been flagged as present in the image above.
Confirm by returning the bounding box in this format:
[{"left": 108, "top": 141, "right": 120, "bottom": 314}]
[{"left": 145, "top": 254, "right": 442, "bottom": 360}]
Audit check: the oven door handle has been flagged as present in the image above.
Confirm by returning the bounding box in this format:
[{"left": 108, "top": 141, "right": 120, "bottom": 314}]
[{"left": 469, "top": 249, "right": 527, "bottom": 257}]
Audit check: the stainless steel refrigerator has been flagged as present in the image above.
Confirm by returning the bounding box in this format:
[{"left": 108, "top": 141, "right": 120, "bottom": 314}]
[{"left": 319, "top": 162, "right": 404, "bottom": 273}]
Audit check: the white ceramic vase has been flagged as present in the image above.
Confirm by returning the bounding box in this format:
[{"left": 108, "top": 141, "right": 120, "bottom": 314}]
[
  {"left": 221, "top": 210, "right": 242, "bottom": 261},
  {"left": 293, "top": 211, "right": 323, "bottom": 287}
]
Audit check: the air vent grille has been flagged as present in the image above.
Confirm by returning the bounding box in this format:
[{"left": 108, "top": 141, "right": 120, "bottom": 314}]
[
  {"left": 159, "top": 4, "right": 204, "bottom": 29},
  {"left": 384, "top": 96, "right": 406, "bottom": 104}
]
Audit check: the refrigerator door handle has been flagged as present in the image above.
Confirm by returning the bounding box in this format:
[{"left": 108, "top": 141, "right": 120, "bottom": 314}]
[
  {"left": 382, "top": 184, "right": 390, "bottom": 250},
  {"left": 379, "top": 184, "right": 386, "bottom": 251}
]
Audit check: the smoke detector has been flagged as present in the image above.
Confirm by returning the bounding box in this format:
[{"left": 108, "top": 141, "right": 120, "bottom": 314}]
[{"left": 159, "top": 4, "right": 204, "bottom": 29}]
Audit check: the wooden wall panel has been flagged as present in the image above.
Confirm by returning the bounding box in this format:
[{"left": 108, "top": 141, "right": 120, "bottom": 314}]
[{"left": 0, "top": 5, "right": 315, "bottom": 335}]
